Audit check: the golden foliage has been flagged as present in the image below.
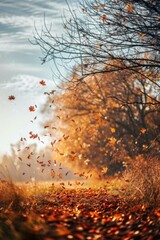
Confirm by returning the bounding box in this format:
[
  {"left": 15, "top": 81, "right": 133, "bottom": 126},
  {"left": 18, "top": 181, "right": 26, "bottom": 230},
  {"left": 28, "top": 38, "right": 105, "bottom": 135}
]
[{"left": 44, "top": 60, "right": 159, "bottom": 175}]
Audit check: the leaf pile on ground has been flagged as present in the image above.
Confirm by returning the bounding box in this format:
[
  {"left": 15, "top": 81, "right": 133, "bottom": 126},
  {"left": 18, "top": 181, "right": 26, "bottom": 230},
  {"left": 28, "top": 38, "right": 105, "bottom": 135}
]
[{"left": 0, "top": 187, "right": 160, "bottom": 240}]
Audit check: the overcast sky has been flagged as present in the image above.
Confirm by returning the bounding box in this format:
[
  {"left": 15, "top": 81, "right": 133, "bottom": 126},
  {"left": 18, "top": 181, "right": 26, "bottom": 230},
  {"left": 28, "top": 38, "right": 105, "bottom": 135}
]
[{"left": 0, "top": 0, "right": 76, "bottom": 157}]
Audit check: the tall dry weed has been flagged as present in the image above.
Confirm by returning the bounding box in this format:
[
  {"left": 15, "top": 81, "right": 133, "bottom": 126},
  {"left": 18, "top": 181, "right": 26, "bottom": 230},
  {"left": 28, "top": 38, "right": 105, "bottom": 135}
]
[{"left": 123, "top": 154, "right": 160, "bottom": 207}]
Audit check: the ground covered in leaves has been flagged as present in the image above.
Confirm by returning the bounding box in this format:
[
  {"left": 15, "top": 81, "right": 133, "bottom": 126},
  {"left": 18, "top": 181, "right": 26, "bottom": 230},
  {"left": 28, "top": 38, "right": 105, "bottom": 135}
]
[{"left": 0, "top": 186, "right": 160, "bottom": 240}]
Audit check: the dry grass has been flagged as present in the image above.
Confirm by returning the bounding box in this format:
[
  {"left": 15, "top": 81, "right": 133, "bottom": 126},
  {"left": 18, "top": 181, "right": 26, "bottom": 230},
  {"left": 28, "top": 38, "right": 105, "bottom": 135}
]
[
  {"left": 122, "top": 154, "right": 160, "bottom": 207},
  {"left": 0, "top": 180, "right": 26, "bottom": 212},
  {"left": 1, "top": 153, "right": 160, "bottom": 213}
]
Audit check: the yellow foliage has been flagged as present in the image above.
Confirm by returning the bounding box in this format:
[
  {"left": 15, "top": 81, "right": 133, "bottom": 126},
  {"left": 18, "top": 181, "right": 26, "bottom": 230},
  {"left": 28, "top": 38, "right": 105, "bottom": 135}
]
[
  {"left": 51, "top": 170, "right": 55, "bottom": 178},
  {"left": 110, "top": 127, "right": 116, "bottom": 133},
  {"left": 140, "top": 128, "right": 147, "bottom": 134},
  {"left": 108, "top": 137, "right": 117, "bottom": 145},
  {"left": 43, "top": 59, "right": 159, "bottom": 174},
  {"left": 101, "top": 167, "right": 108, "bottom": 174}
]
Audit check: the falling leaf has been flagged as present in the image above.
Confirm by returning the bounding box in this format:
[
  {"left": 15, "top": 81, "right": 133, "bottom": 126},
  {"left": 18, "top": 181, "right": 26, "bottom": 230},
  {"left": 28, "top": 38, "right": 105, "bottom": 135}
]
[
  {"left": 140, "top": 128, "right": 147, "bottom": 134},
  {"left": 57, "top": 173, "right": 63, "bottom": 179},
  {"left": 51, "top": 170, "right": 55, "bottom": 178},
  {"left": 8, "top": 95, "right": 15, "bottom": 100},
  {"left": 125, "top": 179, "right": 130, "bottom": 182},
  {"left": 29, "top": 132, "right": 38, "bottom": 139},
  {"left": 101, "top": 167, "right": 108, "bottom": 174},
  {"left": 75, "top": 181, "right": 81, "bottom": 185},
  {"left": 127, "top": 4, "right": 134, "bottom": 12},
  {"left": 101, "top": 4, "right": 105, "bottom": 9},
  {"left": 81, "top": 8, "right": 87, "bottom": 12},
  {"left": 84, "top": 159, "right": 90, "bottom": 165},
  {"left": 29, "top": 106, "right": 35, "bottom": 112},
  {"left": 108, "top": 137, "right": 116, "bottom": 145},
  {"left": 44, "top": 91, "right": 50, "bottom": 95},
  {"left": 50, "top": 90, "right": 56, "bottom": 94},
  {"left": 101, "top": 14, "right": 107, "bottom": 21},
  {"left": 39, "top": 80, "right": 46, "bottom": 86},
  {"left": 110, "top": 127, "right": 116, "bottom": 133},
  {"left": 68, "top": 181, "right": 72, "bottom": 186}
]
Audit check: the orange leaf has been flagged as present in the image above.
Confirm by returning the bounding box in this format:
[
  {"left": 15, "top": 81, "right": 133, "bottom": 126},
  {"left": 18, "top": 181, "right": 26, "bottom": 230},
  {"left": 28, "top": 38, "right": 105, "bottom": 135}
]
[
  {"left": 110, "top": 127, "right": 116, "bottom": 133},
  {"left": 51, "top": 170, "right": 55, "bottom": 178},
  {"left": 75, "top": 180, "right": 81, "bottom": 185},
  {"left": 29, "top": 106, "right": 35, "bottom": 112},
  {"left": 140, "top": 128, "right": 147, "bottom": 134},
  {"left": 127, "top": 4, "right": 134, "bottom": 12},
  {"left": 101, "top": 167, "right": 108, "bottom": 174},
  {"left": 101, "top": 4, "right": 105, "bottom": 9},
  {"left": 44, "top": 125, "right": 49, "bottom": 128},
  {"left": 155, "top": 209, "right": 160, "bottom": 217},
  {"left": 57, "top": 173, "right": 62, "bottom": 179},
  {"left": 108, "top": 137, "right": 116, "bottom": 145}
]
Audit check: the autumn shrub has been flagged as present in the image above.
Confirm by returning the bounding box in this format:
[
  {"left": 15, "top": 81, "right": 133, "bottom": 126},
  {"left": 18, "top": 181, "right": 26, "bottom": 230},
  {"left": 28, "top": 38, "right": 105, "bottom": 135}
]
[{"left": 123, "top": 154, "right": 160, "bottom": 207}]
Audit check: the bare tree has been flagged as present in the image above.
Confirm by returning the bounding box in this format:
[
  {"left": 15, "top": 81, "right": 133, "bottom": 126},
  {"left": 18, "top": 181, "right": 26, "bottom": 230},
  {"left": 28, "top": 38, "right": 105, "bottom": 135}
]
[{"left": 33, "top": 0, "right": 160, "bottom": 104}]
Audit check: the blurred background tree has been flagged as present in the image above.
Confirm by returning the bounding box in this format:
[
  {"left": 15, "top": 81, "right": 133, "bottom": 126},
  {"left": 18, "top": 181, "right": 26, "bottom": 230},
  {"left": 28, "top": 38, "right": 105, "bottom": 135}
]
[{"left": 44, "top": 63, "right": 159, "bottom": 174}]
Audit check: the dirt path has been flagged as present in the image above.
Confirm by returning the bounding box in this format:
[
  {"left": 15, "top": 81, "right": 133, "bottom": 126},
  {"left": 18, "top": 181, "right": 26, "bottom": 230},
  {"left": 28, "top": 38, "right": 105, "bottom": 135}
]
[{"left": 0, "top": 188, "right": 160, "bottom": 239}]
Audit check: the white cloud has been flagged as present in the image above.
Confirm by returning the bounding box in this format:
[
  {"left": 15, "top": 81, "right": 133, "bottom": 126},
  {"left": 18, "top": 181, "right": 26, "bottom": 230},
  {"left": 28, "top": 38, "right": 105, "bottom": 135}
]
[
  {"left": 0, "top": 15, "right": 62, "bottom": 53},
  {"left": 1, "top": 73, "right": 56, "bottom": 95},
  {"left": 0, "top": 1, "right": 76, "bottom": 54},
  {"left": 0, "top": 62, "right": 42, "bottom": 73}
]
